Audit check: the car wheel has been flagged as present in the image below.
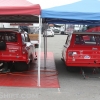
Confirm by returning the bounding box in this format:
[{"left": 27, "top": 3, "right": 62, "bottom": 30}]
[
  {"left": 61, "top": 58, "right": 64, "bottom": 62},
  {"left": 30, "top": 54, "right": 33, "bottom": 63},
  {"left": 14, "top": 62, "right": 29, "bottom": 71},
  {"left": 52, "top": 34, "right": 54, "bottom": 37},
  {"left": 0, "top": 62, "right": 4, "bottom": 69}
]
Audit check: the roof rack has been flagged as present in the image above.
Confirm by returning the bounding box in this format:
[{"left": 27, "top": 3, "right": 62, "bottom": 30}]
[{"left": 73, "top": 32, "right": 100, "bottom": 35}]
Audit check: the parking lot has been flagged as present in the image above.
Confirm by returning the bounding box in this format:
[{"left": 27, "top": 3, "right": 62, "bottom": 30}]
[{"left": 0, "top": 34, "right": 100, "bottom": 100}]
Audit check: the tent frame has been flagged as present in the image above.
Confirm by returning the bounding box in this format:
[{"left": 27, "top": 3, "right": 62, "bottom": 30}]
[{"left": 37, "top": 15, "right": 42, "bottom": 86}]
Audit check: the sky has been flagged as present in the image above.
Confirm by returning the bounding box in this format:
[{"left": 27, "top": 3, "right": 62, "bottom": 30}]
[
  {"left": 27, "top": 0, "right": 81, "bottom": 26},
  {"left": 27, "top": 0, "right": 81, "bottom": 9}
]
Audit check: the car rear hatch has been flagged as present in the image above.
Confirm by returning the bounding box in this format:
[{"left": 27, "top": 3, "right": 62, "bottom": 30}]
[
  {"left": 67, "top": 34, "right": 100, "bottom": 64},
  {"left": 0, "top": 43, "right": 21, "bottom": 61},
  {"left": 0, "top": 31, "right": 21, "bottom": 61},
  {"left": 68, "top": 46, "right": 100, "bottom": 63},
  {"left": 0, "top": 43, "right": 20, "bottom": 56},
  {"left": 47, "top": 30, "right": 52, "bottom": 35}
]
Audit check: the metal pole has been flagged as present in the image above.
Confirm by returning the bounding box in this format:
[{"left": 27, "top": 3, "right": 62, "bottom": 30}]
[
  {"left": 46, "top": 24, "right": 48, "bottom": 58},
  {"left": 46, "top": 30, "right": 47, "bottom": 58},
  {"left": 37, "top": 15, "right": 41, "bottom": 87},
  {"left": 44, "top": 30, "right": 46, "bottom": 69}
]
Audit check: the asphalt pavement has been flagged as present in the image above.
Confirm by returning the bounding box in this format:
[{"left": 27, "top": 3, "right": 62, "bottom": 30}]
[{"left": 0, "top": 35, "right": 100, "bottom": 100}]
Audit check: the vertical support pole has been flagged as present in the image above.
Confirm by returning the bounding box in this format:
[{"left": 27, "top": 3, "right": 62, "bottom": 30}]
[
  {"left": 37, "top": 15, "right": 41, "bottom": 87},
  {"left": 44, "top": 24, "right": 48, "bottom": 69},
  {"left": 46, "top": 30, "right": 47, "bottom": 58},
  {"left": 44, "top": 30, "right": 46, "bottom": 69}
]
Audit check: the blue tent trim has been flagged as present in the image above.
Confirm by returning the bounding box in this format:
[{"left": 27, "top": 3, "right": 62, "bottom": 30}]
[
  {"left": 42, "top": 0, "right": 100, "bottom": 23},
  {"left": 45, "top": 18, "right": 100, "bottom": 25}
]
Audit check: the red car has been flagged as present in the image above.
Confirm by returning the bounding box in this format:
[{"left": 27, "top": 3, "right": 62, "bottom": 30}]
[
  {"left": 0, "top": 30, "right": 36, "bottom": 71},
  {"left": 86, "top": 25, "right": 100, "bottom": 32},
  {"left": 62, "top": 32, "right": 100, "bottom": 71}
]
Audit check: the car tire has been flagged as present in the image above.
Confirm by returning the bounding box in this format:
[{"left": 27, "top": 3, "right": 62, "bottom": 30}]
[
  {"left": 52, "top": 34, "right": 54, "bottom": 37},
  {"left": 14, "top": 62, "right": 29, "bottom": 71},
  {"left": 0, "top": 62, "right": 4, "bottom": 69},
  {"left": 30, "top": 54, "right": 33, "bottom": 63}
]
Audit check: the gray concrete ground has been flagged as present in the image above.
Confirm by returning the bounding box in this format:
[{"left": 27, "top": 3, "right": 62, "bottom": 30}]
[{"left": 0, "top": 35, "right": 100, "bottom": 100}]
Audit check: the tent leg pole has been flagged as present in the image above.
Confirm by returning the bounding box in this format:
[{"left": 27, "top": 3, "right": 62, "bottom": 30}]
[
  {"left": 37, "top": 15, "right": 41, "bottom": 87},
  {"left": 46, "top": 24, "right": 48, "bottom": 58},
  {"left": 44, "top": 30, "right": 46, "bottom": 69},
  {"left": 46, "top": 32, "right": 47, "bottom": 58}
]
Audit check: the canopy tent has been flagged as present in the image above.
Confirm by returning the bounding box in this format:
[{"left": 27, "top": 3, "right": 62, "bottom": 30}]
[
  {"left": 41, "top": 0, "right": 100, "bottom": 24},
  {"left": 0, "top": 0, "right": 42, "bottom": 87},
  {"left": 34, "top": 0, "right": 100, "bottom": 79},
  {"left": 0, "top": 0, "right": 41, "bottom": 22},
  {"left": 0, "top": 0, "right": 40, "bottom": 15}
]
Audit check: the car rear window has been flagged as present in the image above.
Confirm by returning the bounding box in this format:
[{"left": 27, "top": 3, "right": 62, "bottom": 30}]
[
  {"left": 0, "top": 32, "right": 17, "bottom": 42},
  {"left": 75, "top": 34, "right": 97, "bottom": 45}
]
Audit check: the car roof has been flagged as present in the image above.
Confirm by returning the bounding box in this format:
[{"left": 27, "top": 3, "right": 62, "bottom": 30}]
[
  {"left": 0, "top": 28, "right": 19, "bottom": 32},
  {"left": 71, "top": 32, "right": 100, "bottom": 35},
  {"left": 47, "top": 29, "right": 52, "bottom": 30},
  {"left": 0, "top": 30, "right": 20, "bottom": 33}
]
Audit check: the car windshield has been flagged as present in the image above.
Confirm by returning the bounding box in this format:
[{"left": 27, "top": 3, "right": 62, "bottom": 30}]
[
  {"left": 75, "top": 34, "right": 97, "bottom": 45},
  {"left": 0, "top": 32, "right": 17, "bottom": 42}
]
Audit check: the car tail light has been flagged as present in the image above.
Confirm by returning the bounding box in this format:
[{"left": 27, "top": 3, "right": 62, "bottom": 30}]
[
  {"left": 68, "top": 51, "right": 77, "bottom": 56},
  {"left": 22, "top": 51, "right": 26, "bottom": 54}
]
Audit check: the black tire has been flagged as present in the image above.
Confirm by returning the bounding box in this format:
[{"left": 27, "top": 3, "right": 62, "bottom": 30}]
[
  {"left": 61, "top": 58, "right": 64, "bottom": 62},
  {"left": 0, "top": 62, "right": 4, "bottom": 69},
  {"left": 14, "top": 62, "right": 29, "bottom": 71},
  {"left": 35, "top": 44, "right": 39, "bottom": 48},
  {"left": 30, "top": 54, "right": 33, "bottom": 63},
  {"left": 60, "top": 31, "right": 65, "bottom": 35}
]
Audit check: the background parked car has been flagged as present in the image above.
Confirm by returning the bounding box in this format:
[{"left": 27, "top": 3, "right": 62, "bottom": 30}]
[
  {"left": 43, "top": 29, "right": 54, "bottom": 37},
  {"left": 60, "top": 31, "right": 66, "bottom": 35},
  {"left": 53, "top": 29, "right": 60, "bottom": 33}
]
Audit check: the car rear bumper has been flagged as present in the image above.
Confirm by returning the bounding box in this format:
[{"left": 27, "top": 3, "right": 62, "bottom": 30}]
[
  {"left": 66, "top": 63, "right": 100, "bottom": 67},
  {"left": 66, "top": 58, "right": 100, "bottom": 67},
  {"left": 0, "top": 56, "right": 30, "bottom": 63}
]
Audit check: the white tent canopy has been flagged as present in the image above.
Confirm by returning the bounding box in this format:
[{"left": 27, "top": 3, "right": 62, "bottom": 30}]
[{"left": 28, "top": 0, "right": 80, "bottom": 9}]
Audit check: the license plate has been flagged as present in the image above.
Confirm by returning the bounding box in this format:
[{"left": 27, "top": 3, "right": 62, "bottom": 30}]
[{"left": 84, "top": 55, "right": 90, "bottom": 59}]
